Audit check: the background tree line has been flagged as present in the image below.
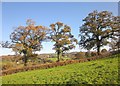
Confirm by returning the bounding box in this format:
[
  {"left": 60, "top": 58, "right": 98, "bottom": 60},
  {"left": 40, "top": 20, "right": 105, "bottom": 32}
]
[{"left": 1, "top": 10, "right": 119, "bottom": 66}]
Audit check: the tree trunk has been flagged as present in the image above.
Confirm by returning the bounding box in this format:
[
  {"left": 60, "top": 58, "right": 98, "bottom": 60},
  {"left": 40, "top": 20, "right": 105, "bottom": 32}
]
[
  {"left": 22, "top": 49, "right": 28, "bottom": 66},
  {"left": 118, "top": 36, "right": 120, "bottom": 51},
  {"left": 57, "top": 51, "right": 60, "bottom": 62},
  {"left": 24, "top": 54, "right": 28, "bottom": 66},
  {"left": 97, "top": 45, "right": 100, "bottom": 55},
  {"left": 97, "top": 40, "right": 101, "bottom": 55}
]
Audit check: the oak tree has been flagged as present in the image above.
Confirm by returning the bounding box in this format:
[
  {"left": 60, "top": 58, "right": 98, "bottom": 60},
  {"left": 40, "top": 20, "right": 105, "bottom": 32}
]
[
  {"left": 10, "top": 19, "right": 49, "bottom": 66},
  {"left": 111, "top": 16, "right": 120, "bottom": 51},
  {"left": 49, "top": 22, "right": 77, "bottom": 62},
  {"left": 79, "top": 10, "right": 120, "bottom": 55}
]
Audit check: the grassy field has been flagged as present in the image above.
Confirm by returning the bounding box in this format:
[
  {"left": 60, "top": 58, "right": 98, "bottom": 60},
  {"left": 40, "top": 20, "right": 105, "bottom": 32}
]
[{"left": 2, "top": 54, "right": 119, "bottom": 84}]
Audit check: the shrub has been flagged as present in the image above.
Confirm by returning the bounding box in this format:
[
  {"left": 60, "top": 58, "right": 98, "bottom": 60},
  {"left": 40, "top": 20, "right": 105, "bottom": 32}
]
[
  {"left": 14, "top": 55, "right": 22, "bottom": 61},
  {"left": 37, "top": 58, "right": 53, "bottom": 64},
  {"left": 74, "top": 52, "right": 85, "bottom": 59},
  {"left": 85, "top": 52, "right": 91, "bottom": 58},
  {"left": 30, "top": 54, "right": 38, "bottom": 58},
  {"left": 101, "top": 49, "right": 107, "bottom": 53},
  {"left": 91, "top": 52, "right": 97, "bottom": 57},
  {"left": 2, "top": 63, "right": 15, "bottom": 70},
  {"left": 87, "top": 58, "right": 91, "bottom": 61},
  {"left": 100, "top": 52, "right": 111, "bottom": 58}
]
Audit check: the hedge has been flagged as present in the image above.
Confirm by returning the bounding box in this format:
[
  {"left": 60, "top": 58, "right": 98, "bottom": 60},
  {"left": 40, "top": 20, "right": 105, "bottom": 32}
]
[{"left": 1, "top": 51, "right": 115, "bottom": 76}]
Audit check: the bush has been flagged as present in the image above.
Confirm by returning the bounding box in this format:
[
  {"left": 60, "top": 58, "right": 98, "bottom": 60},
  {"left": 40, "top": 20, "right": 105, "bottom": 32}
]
[
  {"left": 2, "top": 63, "right": 15, "bottom": 70},
  {"left": 37, "top": 58, "right": 53, "bottom": 64},
  {"left": 74, "top": 52, "right": 85, "bottom": 59},
  {"left": 101, "top": 49, "right": 107, "bottom": 53},
  {"left": 100, "top": 52, "right": 111, "bottom": 58},
  {"left": 30, "top": 54, "right": 38, "bottom": 57},
  {"left": 85, "top": 52, "right": 91, "bottom": 58},
  {"left": 91, "top": 52, "right": 97, "bottom": 57}
]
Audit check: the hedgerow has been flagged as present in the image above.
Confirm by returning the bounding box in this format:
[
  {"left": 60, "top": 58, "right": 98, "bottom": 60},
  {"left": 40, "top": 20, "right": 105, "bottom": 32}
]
[{"left": 1, "top": 52, "right": 115, "bottom": 76}]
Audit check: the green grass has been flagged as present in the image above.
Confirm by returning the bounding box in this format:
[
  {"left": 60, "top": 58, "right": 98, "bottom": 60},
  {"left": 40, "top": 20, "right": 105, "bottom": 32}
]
[{"left": 2, "top": 54, "right": 119, "bottom": 84}]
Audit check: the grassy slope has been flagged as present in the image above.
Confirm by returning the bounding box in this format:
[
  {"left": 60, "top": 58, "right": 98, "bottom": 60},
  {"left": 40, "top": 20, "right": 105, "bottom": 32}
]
[{"left": 2, "top": 54, "right": 119, "bottom": 84}]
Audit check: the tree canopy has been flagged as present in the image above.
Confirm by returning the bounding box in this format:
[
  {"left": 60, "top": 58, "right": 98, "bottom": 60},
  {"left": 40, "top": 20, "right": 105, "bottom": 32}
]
[
  {"left": 10, "top": 19, "right": 50, "bottom": 66},
  {"left": 49, "top": 22, "right": 77, "bottom": 61},
  {"left": 79, "top": 10, "right": 120, "bottom": 55}
]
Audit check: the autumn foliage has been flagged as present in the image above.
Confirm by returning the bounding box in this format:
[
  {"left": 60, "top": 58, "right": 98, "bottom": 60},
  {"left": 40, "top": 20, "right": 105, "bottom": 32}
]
[
  {"left": 10, "top": 19, "right": 50, "bottom": 66},
  {"left": 49, "top": 22, "right": 77, "bottom": 62},
  {"left": 79, "top": 10, "right": 120, "bottom": 55}
]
